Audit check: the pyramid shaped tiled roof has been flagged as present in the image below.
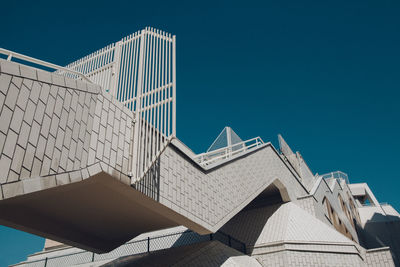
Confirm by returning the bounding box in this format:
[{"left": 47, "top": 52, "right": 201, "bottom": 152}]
[{"left": 221, "top": 202, "right": 353, "bottom": 246}]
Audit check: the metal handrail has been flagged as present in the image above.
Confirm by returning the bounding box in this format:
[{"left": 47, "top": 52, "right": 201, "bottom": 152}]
[
  {"left": 0, "top": 48, "right": 92, "bottom": 83},
  {"left": 320, "top": 171, "right": 349, "bottom": 184},
  {"left": 12, "top": 230, "right": 246, "bottom": 266},
  {"left": 194, "top": 136, "right": 264, "bottom": 166},
  {"left": 195, "top": 137, "right": 263, "bottom": 157},
  {"left": 2, "top": 28, "right": 176, "bottom": 186}
]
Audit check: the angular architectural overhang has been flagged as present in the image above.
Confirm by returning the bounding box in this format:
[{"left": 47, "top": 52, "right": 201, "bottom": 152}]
[
  {"left": 0, "top": 139, "right": 308, "bottom": 253},
  {"left": 0, "top": 167, "right": 182, "bottom": 253}
]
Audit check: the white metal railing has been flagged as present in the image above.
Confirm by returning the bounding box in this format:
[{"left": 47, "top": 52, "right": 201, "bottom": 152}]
[
  {"left": 129, "top": 29, "right": 175, "bottom": 181},
  {"left": 359, "top": 202, "right": 389, "bottom": 207},
  {"left": 193, "top": 137, "right": 264, "bottom": 167},
  {"left": 1, "top": 28, "right": 175, "bottom": 182},
  {"left": 320, "top": 171, "right": 349, "bottom": 184},
  {"left": 58, "top": 44, "right": 116, "bottom": 90},
  {"left": 0, "top": 48, "right": 91, "bottom": 82},
  {"left": 278, "top": 134, "right": 301, "bottom": 176},
  {"left": 58, "top": 27, "right": 176, "bottom": 182}
]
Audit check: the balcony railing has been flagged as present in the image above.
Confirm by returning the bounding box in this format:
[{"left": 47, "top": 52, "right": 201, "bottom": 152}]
[
  {"left": 193, "top": 137, "right": 264, "bottom": 167},
  {"left": 0, "top": 48, "right": 91, "bottom": 83},
  {"left": 320, "top": 171, "right": 349, "bottom": 184}
]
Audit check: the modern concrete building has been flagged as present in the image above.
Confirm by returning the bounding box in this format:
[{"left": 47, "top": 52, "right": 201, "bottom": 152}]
[{"left": 0, "top": 28, "right": 399, "bottom": 267}]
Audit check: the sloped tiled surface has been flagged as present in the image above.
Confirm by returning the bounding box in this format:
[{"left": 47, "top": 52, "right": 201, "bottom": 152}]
[
  {"left": 220, "top": 203, "right": 352, "bottom": 246},
  {"left": 134, "top": 143, "right": 309, "bottom": 232},
  {"left": 0, "top": 59, "right": 133, "bottom": 200}
]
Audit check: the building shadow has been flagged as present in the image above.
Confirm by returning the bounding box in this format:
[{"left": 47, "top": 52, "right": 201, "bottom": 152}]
[
  {"left": 217, "top": 182, "right": 286, "bottom": 254},
  {"left": 133, "top": 158, "right": 161, "bottom": 202},
  {"left": 361, "top": 212, "right": 400, "bottom": 266}
]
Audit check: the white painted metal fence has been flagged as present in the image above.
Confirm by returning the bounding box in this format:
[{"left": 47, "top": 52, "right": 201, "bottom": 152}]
[
  {"left": 320, "top": 171, "right": 349, "bottom": 184},
  {"left": 0, "top": 48, "right": 92, "bottom": 82},
  {"left": 60, "top": 44, "right": 116, "bottom": 92},
  {"left": 278, "top": 134, "right": 301, "bottom": 176},
  {"left": 59, "top": 27, "right": 176, "bottom": 181},
  {"left": 193, "top": 137, "right": 264, "bottom": 167}
]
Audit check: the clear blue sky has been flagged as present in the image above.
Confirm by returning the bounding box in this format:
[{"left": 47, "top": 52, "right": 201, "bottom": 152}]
[{"left": 1, "top": 0, "right": 400, "bottom": 265}]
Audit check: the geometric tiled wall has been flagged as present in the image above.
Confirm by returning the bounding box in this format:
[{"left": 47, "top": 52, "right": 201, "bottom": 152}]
[
  {"left": 0, "top": 59, "right": 133, "bottom": 199},
  {"left": 136, "top": 143, "right": 310, "bottom": 232},
  {"left": 1, "top": 59, "right": 397, "bottom": 267},
  {"left": 1, "top": 57, "right": 398, "bottom": 267},
  {"left": 0, "top": 58, "right": 361, "bottom": 242},
  {"left": 1, "top": 59, "right": 309, "bottom": 235}
]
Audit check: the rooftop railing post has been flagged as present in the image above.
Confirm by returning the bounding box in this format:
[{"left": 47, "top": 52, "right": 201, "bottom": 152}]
[
  {"left": 110, "top": 41, "right": 123, "bottom": 98},
  {"left": 131, "top": 29, "right": 146, "bottom": 183},
  {"left": 172, "top": 35, "right": 176, "bottom": 137}
]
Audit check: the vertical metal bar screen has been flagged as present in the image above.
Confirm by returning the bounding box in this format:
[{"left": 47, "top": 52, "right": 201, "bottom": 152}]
[{"left": 58, "top": 27, "right": 176, "bottom": 182}]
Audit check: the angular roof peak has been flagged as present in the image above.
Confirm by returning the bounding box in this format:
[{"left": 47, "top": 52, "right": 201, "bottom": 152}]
[{"left": 207, "top": 127, "right": 243, "bottom": 152}]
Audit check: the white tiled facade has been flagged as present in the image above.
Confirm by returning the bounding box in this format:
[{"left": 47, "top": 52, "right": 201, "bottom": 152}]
[{"left": 1, "top": 59, "right": 399, "bottom": 267}]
